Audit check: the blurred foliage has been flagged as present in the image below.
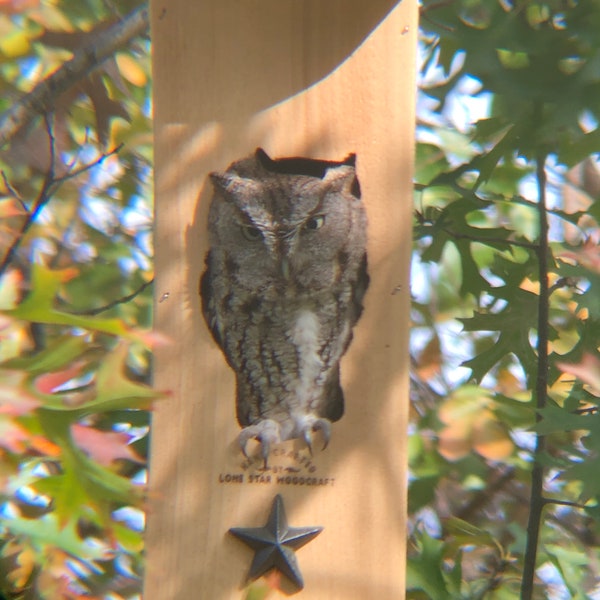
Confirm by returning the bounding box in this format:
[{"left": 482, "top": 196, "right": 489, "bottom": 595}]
[
  {"left": 410, "top": 0, "right": 600, "bottom": 598},
  {"left": 0, "top": 1, "right": 153, "bottom": 598}
]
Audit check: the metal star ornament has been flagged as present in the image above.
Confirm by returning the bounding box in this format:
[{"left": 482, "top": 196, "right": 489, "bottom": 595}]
[{"left": 229, "top": 494, "right": 323, "bottom": 590}]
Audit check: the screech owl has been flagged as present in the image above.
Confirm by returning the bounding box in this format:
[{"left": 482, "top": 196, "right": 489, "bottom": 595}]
[{"left": 200, "top": 148, "right": 369, "bottom": 465}]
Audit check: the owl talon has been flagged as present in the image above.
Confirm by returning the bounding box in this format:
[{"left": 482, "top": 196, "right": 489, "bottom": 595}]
[
  {"left": 238, "top": 420, "right": 281, "bottom": 467},
  {"left": 301, "top": 418, "right": 331, "bottom": 454},
  {"left": 303, "top": 428, "right": 314, "bottom": 455},
  {"left": 238, "top": 435, "right": 254, "bottom": 460},
  {"left": 314, "top": 418, "right": 332, "bottom": 451}
]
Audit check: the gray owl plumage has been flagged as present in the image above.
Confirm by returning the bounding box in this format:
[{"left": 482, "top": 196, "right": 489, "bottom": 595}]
[{"left": 200, "top": 148, "right": 369, "bottom": 465}]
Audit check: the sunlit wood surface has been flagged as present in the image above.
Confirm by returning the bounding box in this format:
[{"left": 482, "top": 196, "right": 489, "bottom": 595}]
[{"left": 145, "top": 1, "right": 417, "bottom": 597}]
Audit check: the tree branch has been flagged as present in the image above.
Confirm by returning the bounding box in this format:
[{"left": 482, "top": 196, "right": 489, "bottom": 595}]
[
  {"left": 543, "top": 498, "right": 588, "bottom": 510},
  {"left": 0, "top": 116, "right": 56, "bottom": 275},
  {"left": 67, "top": 278, "right": 154, "bottom": 316},
  {"left": 441, "top": 227, "right": 538, "bottom": 249},
  {"left": 0, "top": 3, "right": 149, "bottom": 149},
  {"left": 0, "top": 141, "right": 121, "bottom": 277},
  {"left": 520, "top": 150, "right": 550, "bottom": 600}
]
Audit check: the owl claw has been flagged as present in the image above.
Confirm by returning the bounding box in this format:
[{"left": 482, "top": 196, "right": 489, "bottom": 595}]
[
  {"left": 238, "top": 420, "right": 281, "bottom": 468},
  {"left": 314, "top": 418, "right": 332, "bottom": 450},
  {"left": 301, "top": 418, "right": 331, "bottom": 454},
  {"left": 302, "top": 428, "right": 314, "bottom": 455}
]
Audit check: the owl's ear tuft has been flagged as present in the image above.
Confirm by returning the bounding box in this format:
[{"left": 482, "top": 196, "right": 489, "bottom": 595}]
[
  {"left": 322, "top": 165, "right": 361, "bottom": 199},
  {"left": 255, "top": 148, "right": 274, "bottom": 168},
  {"left": 342, "top": 153, "right": 357, "bottom": 168},
  {"left": 209, "top": 171, "right": 247, "bottom": 197},
  {"left": 210, "top": 171, "right": 233, "bottom": 192},
  {"left": 210, "top": 171, "right": 263, "bottom": 205}
]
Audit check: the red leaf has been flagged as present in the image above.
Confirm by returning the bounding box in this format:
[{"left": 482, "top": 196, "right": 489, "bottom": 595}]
[
  {"left": 0, "top": 419, "right": 29, "bottom": 453},
  {"left": 0, "top": 371, "right": 41, "bottom": 415},
  {"left": 557, "top": 353, "right": 600, "bottom": 395},
  {"left": 71, "top": 423, "right": 144, "bottom": 466},
  {"left": 0, "top": 0, "right": 39, "bottom": 15},
  {"left": 415, "top": 335, "right": 442, "bottom": 380},
  {"left": 137, "top": 329, "right": 172, "bottom": 348},
  {"left": 0, "top": 197, "right": 27, "bottom": 218},
  {"left": 34, "top": 362, "right": 86, "bottom": 395},
  {"left": 560, "top": 237, "right": 600, "bottom": 274}
]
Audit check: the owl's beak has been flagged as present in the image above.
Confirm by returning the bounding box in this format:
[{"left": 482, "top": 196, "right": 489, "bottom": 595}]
[{"left": 280, "top": 257, "right": 290, "bottom": 280}]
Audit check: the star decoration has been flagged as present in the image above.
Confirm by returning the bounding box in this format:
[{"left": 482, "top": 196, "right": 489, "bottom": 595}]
[{"left": 229, "top": 494, "right": 323, "bottom": 589}]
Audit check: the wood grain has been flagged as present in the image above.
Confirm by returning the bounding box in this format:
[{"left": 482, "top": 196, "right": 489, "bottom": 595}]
[{"left": 145, "top": 1, "right": 416, "bottom": 597}]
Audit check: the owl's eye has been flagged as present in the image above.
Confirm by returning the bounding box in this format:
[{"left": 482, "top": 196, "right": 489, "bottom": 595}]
[
  {"left": 304, "top": 215, "right": 325, "bottom": 231},
  {"left": 240, "top": 225, "right": 263, "bottom": 241}
]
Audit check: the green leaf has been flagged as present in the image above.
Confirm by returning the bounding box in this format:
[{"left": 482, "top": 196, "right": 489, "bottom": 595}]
[
  {"left": 546, "top": 544, "right": 591, "bottom": 597},
  {"left": 2, "top": 515, "right": 107, "bottom": 561},
  {"left": 37, "top": 407, "right": 143, "bottom": 522},
  {"left": 1, "top": 336, "right": 89, "bottom": 374},
  {"left": 445, "top": 517, "right": 501, "bottom": 550},
  {"left": 557, "top": 127, "right": 600, "bottom": 168},
  {"left": 408, "top": 476, "right": 440, "bottom": 513},
  {"left": 3, "top": 264, "right": 149, "bottom": 342},
  {"left": 112, "top": 522, "right": 143, "bottom": 553},
  {"left": 415, "top": 143, "right": 451, "bottom": 185},
  {"left": 407, "top": 532, "right": 454, "bottom": 599},
  {"left": 243, "top": 582, "right": 273, "bottom": 600},
  {"left": 36, "top": 341, "right": 162, "bottom": 414},
  {"left": 535, "top": 402, "right": 597, "bottom": 436},
  {"left": 460, "top": 287, "right": 539, "bottom": 382}
]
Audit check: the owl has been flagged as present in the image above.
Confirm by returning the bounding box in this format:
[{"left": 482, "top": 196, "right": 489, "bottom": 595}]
[{"left": 200, "top": 148, "right": 369, "bottom": 465}]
